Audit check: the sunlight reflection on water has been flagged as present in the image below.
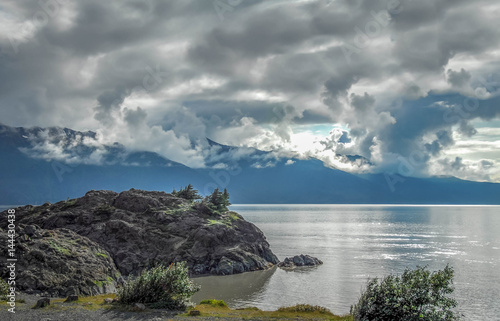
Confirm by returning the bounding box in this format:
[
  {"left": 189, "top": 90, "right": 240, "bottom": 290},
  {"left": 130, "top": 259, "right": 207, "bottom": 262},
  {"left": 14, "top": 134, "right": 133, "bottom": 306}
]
[{"left": 192, "top": 205, "right": 500, "bottom": 320}]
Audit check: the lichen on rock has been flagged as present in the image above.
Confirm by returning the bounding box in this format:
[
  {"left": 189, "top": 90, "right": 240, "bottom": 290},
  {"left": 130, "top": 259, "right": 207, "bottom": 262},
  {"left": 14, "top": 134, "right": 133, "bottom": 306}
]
[{"left": 0, "top": 225, "right": 119, "bottom": 297}]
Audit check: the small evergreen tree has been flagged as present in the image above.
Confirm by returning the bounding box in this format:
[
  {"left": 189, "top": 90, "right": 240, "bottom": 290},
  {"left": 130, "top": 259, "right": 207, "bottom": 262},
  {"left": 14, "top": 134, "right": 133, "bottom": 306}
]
[
  {"left": 222, "top": 188, "right": 231, "bottom": 208},
  {"left": 209, "top": 188, "right": 221, "bottom": 206},
  {"left": 208, "top": 188, "right": 231, "bottom": 213},
  {"left": 195, "top": 187, "right": 231, "bottom": 215},
  {"left": 172, "top": 184, "right": 201, "bottom": 201}
]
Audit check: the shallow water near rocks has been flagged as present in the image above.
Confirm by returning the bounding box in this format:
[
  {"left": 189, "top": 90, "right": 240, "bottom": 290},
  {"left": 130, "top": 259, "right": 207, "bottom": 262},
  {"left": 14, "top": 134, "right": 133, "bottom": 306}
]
[{"left": 191, "top": 205, "right": 500, "bottom": 320}]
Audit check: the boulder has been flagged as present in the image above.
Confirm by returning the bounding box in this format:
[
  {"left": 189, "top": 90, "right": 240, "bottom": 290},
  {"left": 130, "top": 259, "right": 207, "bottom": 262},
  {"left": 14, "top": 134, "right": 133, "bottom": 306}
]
[
  {"left": 65, "top": 295, "right": 79, "bottom": 302},
  {"left": 33, "top": 298, "right": 50, "bottom": 309},
  {"left": 278, "top": 254, "right": 323, "bottom": 269},
  {"left": 188, "top": 309, "right": 201, "bottom": 316}
]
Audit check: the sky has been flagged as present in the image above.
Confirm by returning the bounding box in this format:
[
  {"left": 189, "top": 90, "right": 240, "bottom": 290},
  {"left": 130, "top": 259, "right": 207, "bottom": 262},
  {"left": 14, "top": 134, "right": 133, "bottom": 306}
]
[{"left": 0, "top": 0, "right": 499, "bottom": 182}]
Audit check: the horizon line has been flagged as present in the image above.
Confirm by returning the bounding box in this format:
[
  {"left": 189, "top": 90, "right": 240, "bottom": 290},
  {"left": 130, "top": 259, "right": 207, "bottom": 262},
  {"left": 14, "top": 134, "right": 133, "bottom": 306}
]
[{"left": 230, "top": 204, "right": 500, "bottom": 207}]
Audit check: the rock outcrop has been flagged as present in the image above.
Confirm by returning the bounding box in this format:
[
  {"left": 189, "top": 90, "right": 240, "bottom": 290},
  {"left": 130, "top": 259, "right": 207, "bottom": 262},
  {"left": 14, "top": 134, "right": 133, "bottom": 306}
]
[
  {"left": 0, "top": 189, "right": 279, "bottom": 296},
  {"left": 0, "top": 225, "right": 119, "bottom": 297},
  {"left": 277, "top": 254, "right": 323, "bottom": 269}
]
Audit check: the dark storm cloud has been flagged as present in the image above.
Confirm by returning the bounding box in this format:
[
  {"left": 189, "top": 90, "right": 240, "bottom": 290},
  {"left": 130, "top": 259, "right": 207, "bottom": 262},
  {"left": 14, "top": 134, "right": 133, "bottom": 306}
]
[
  {"left": 458, "top": 120, "right": 477, "bottom": 137},
  {"left": 381, "top": 99, "right": 456, "bottom": 156},
  {"left": 181, "top": 100, "right": 292, "bottom": 125},
  {"left": 377, "top": 93, "right": 500, "bottom": 173},
  {"left": 124, "top": 106, "right": 147, "bottom": 127},
  {"left": 0, "top": 0, "right": 499, "bottom": 178},
  {"left": 391, "top": 0, "right": 500, "bottom": 72},
  {"left": 425, "top": 130, "right": 454, "bottom": 157},
  {"left": 350, "top": 92, "right": 375, "bottom": 112},
  {"left": 447, "top": 69, "right": 471, "bottom": 87},
  {"left": 294, "top": 110, "right": 335, "bottom": 125},
  {"left": 94, "top": 87, "right": 130, "bottom": 124}
]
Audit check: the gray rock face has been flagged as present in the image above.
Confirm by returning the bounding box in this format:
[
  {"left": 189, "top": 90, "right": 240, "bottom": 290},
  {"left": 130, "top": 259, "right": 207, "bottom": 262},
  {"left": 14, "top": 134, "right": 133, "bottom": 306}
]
[
  {"left": 277, "top": 254, "right": 323, "bottom": 269},
  {"left": 0, "top": 188, "right": 279, "bottom": 296},
  {"left": 0, "top": 225, "right": 119, "bottom": 297}
]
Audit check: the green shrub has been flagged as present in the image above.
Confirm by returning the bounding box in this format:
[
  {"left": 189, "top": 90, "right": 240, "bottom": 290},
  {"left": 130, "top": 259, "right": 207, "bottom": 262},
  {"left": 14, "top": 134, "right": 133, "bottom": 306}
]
[
  {"left": 351, "top": 265, "right": 462, "bottom": 321},
  {"left": 0, "top": 278, "right": 9, "bottom": 301},
  {"left": 117, "top": 262, "right": 200, "bottom": 310},
  {"left": 61, "top": 198, "right": 77, "bottom": 210},
  {"left": 278, "top": 304, "right": 331, "bottom": 314},
  {"left": 200, "top": 299, "right": 228, "bottom": 307},
  {"left": 95, "top": 204, "right": 115, "bottom": 215}
]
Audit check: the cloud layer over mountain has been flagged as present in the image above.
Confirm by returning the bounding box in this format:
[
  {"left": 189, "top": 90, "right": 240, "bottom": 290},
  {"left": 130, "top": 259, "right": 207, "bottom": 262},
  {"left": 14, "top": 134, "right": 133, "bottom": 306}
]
[{"left": 1, "top": 0, "right": 499, "bottom": 181}]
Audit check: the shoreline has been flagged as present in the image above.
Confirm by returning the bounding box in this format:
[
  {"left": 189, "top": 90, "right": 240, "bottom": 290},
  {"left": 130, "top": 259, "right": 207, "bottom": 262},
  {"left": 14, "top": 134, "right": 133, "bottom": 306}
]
[{"left": 0, "top": 293, "right": 352, "bottom": 321}]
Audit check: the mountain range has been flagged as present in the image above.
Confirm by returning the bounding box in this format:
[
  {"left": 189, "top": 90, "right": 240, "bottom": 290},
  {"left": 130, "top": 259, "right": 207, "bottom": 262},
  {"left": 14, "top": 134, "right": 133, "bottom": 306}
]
[{"left": 1, "top": 124, "right": 499, "bottom": 205}]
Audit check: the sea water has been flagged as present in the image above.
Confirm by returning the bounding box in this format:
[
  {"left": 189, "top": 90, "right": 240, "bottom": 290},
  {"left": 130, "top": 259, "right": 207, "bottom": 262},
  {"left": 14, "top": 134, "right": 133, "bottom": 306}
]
[{"left": 192, "top": 205, "right": 500, "bottom": 320}]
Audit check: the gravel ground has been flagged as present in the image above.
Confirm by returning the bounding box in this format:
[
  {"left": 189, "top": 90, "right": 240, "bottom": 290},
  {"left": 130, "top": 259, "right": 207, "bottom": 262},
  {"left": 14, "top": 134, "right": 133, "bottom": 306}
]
[
  {"left": 0, "top": 295, "right": 322, "bottom": 321},
  {"left": 0, "top": 294, "right": 177, "bottom": 321}
]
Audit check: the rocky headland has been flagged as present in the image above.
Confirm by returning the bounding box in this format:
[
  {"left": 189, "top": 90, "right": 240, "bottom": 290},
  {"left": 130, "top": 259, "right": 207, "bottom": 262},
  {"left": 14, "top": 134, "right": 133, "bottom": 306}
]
[{"left": 0, "top": 189, "right": 279, "bottom": 297}]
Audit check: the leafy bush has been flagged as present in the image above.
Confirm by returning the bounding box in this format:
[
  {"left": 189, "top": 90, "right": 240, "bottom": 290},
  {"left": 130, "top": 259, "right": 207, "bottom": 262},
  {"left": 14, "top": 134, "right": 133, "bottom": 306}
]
[
  {"left": 351, "top": 265, "right": 461, "bottom": 321},
  {"left": 200, "top": 299, "right": 228, "bottom": 307},
  {"left": 278, "top": 304, "right": 332, "bottom": 314},
  {"left": 117, "top": 262, "right": 200, "bottom": 310},
  {"left": 0, "top": 278, "right": 9, "bottom": 301}
]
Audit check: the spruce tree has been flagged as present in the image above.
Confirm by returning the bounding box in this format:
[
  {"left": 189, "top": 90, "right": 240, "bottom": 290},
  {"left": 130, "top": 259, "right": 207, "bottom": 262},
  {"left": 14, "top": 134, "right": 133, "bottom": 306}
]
[
  {"left": 172, "top": 184, "right": 201, "bottom": 201},
  {"left": 222, "top": 188, "right": 231, "bottom": 207}
]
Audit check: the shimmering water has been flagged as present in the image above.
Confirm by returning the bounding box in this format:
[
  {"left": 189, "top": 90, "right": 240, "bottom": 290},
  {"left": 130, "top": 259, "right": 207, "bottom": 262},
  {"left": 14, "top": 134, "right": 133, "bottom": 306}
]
[{"left": 191, "top": 205, "right": 500, "bottom": 320}]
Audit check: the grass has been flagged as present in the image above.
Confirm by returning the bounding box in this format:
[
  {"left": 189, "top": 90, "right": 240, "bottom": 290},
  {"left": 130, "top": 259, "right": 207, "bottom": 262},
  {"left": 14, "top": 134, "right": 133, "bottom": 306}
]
[
  {"left": 206, "top": 213, "right": 240, "bottom": 228},
  {"left": 10, "top": 293, "right": 352, "bottom": 319},
  {"left": 188, "top": 302, "right": 353, "bottom": 320},
  {"left": 278, "top": 304, "right": 332, "bottom": 314},
  {"left": 31, "top": 294, "right": 117, "bottom": 311},
  {"left": 207, "top": 219, "right": 229, "bottom": 226},
  {"left": 61, "top": 199, "right": 77, "bottom": 210},
  {"left": 46, "top": 240, "right": 71, "bottom": 256},
  {"left": 95, "top": 251, "right": 108, "bottom": 258},
  {"left": 95, "top": 205, "right": 115, "bottom": 215},
  {"left": 0, "top": 298, "right": 25, "bottom": 305},
  {"left": 227, "top": 212, "right": 242, "bottom": 221},
  {"left": 93, "top": 276, "right": 114, "bottom": 288},
  {"left": 200, "top": 299, "right": 228, "bottom": 307}
]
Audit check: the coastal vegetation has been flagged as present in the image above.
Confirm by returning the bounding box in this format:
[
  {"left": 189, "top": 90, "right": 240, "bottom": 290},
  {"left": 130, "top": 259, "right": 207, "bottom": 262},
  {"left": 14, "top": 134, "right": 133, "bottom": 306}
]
[
  {"left": 351, "top": 265, "right": 461, "bottom": 321},
  {"left": 0, "top": 278, "right": 8, "bottom": 300},
  {"left": 172, "top": 184, "right": 202, "bottom": 201},
  {"left": 187, "top": 302, "right": 352, "bottom": 320},
  {"left": 173, "top": 184, "right": 232, "bottom": 215},
  {"left": 0, "top": 264, "right": 462, "bottom": 320},
  {"left": 117, "top": 262, "right": 200, "bottom": 309},
  {"left": 199, "top": 299, "right": 228, "bottom": 307}
]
